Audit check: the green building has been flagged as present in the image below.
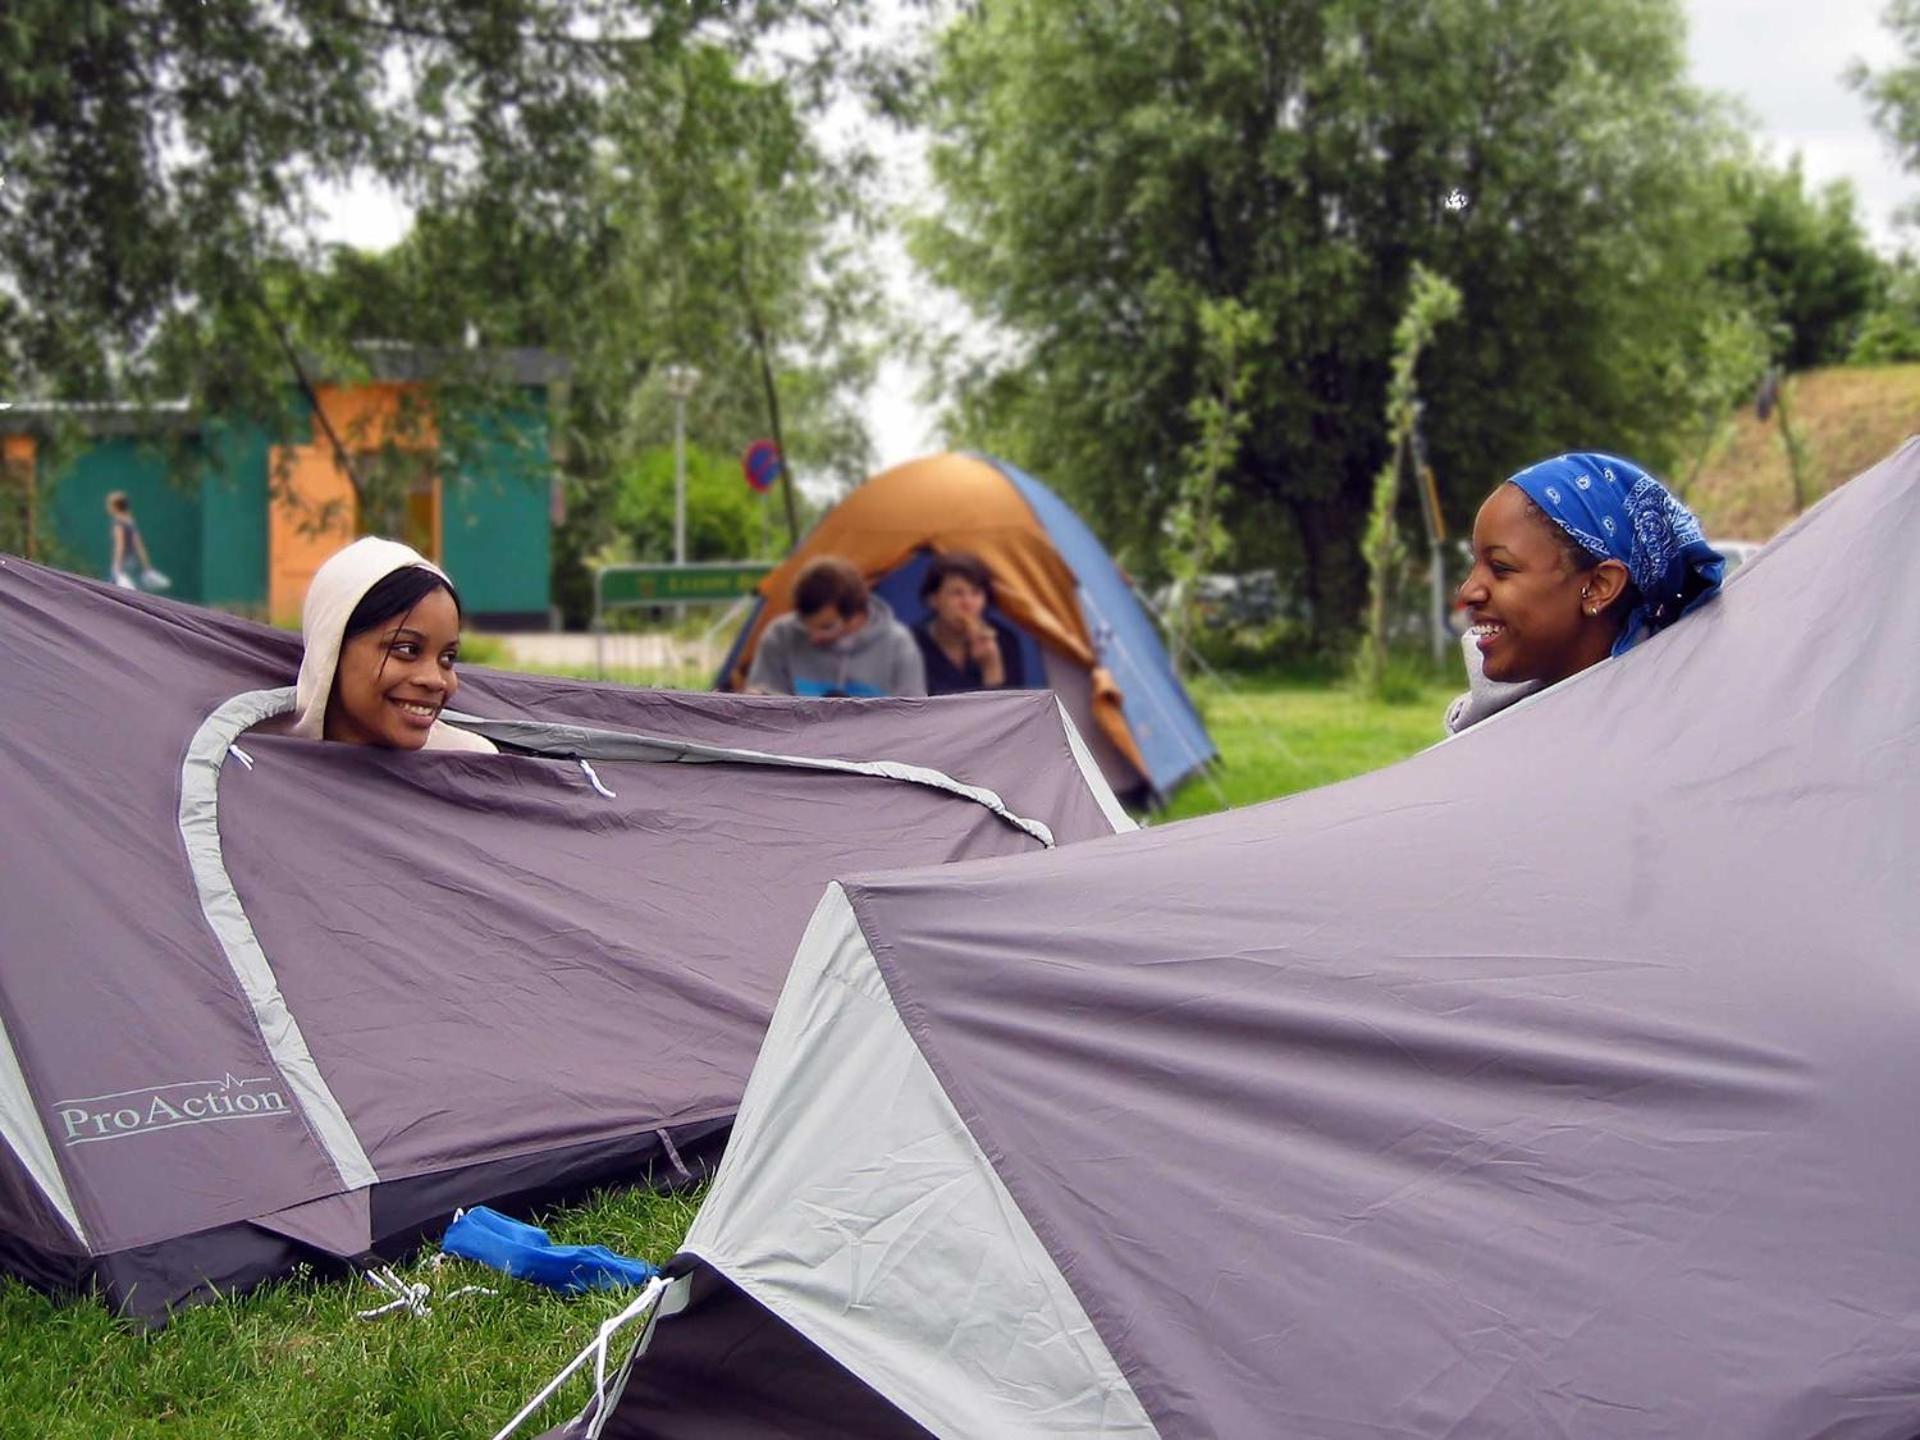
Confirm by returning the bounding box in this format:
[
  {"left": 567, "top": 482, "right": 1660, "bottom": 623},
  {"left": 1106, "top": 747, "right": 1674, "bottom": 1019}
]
[{"left": 2, "top": 348, "right": 565, "bottom": 628}]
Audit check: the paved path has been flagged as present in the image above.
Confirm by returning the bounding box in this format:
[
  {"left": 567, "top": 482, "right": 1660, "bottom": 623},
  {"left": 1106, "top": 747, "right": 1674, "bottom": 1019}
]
[{"left": 485, "top": 631, "right": 725, "bottom": 675}]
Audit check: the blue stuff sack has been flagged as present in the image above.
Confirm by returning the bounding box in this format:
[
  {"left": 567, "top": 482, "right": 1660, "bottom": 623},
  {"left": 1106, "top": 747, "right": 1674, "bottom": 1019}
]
[{"left": 440, "top": 1205, "right": 658, "bottom": 1294}]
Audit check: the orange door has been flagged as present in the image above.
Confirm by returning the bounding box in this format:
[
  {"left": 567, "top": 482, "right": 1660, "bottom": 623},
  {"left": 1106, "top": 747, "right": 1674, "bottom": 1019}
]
[
  {"left": 267, "top": 383, "right": 441, "bottom": 623},
  {"left": 2, "top": 435, "right": 34, "bottom": 559},
  {"left": 268, "top": 445, "right": 358, "bottom": 625}
]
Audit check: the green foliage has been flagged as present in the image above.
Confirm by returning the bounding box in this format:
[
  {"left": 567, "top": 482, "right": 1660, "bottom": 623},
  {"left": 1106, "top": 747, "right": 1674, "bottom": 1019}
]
[
  {"left": 1355, "top": 265, "right": 1460, "bottom": 697},
  {"left": 1716, "top": 158, "right": 1883, "bottom": 370},
  {"left": 1671, "top": 302, "right": 1773, "bottom": 497},
  {"left": 1152, "top": 669, "right": 1463, "bottom": 822},
  {"left": 610, "top": 443, "right": 775, "bottom": 564},
  {"left": 3, "top": 6, "right": 882, "bottom": 625},
  {"left": 605, "top": 43, "right": 882, "bottom": 541},
  {"left": 270, "top": 41, "right": 875, "bottom": 627},
  {"left": 456, "top": 633, "right": 511, "bottom": 668},
  {"left": 1850, "top": 260, "right": 1920, "bottom": 363},
  {"left": 1849, "top": 0, "right": 1920, "bottom": 215},
  {"left": 915, "top": 0, "right": 1746, "bottom": 647},
  {"left": 0, "top": 1, "right": 865, "bottom": 390},
  {"left": 1164, "top": 298, "right": 1262, "bottom": 674},
  {"left": 527, "top": 43, "right": 880, "bottom": 623}
]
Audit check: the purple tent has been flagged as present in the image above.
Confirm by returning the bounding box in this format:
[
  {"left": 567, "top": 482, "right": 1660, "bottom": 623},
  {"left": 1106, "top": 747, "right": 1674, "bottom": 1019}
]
[
  {"left": 561, "top": 442, "right": 1920, "bottom": 1439},
  {"left": 0, "top": 559, "right": 1127, "bottom": 1319}
]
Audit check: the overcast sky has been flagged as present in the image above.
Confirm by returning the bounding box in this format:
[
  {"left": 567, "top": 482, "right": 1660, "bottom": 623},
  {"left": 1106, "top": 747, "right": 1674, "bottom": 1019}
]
[
  {"left": 1687, "top": 0, "right": 1910, "bottom": 245},
  {"left": 315, "top": 1, "right": 1916, "bottom": 471}
]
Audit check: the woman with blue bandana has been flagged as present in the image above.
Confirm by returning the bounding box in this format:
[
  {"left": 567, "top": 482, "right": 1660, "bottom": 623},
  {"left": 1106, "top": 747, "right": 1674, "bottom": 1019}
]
[{"left": 1445, "top": 453, "right": 1724, "bottom": 733}]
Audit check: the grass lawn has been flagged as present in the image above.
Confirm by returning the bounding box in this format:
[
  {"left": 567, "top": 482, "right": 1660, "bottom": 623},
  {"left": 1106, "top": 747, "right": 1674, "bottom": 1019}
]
[
  {"left": 0, "top": 666, "right": 1461, "bottom": 1438},
  {"left": 1155, "top": 668, "right": 1458, "bottom": 822}
]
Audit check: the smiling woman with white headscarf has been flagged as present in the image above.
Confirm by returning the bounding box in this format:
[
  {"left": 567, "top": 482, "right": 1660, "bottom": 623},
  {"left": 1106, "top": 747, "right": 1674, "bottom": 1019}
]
[{"left": 287, "top": 536, "right": 496, "bottom": 753}]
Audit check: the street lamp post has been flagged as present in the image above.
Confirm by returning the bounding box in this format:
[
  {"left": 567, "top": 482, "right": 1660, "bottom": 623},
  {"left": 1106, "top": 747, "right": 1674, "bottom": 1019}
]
[
  {"left": 661, "top": 363, "right": 701, "bottom": 624},
  {"left": 661, "top": 363, "right": 702, "bottom": 577}
]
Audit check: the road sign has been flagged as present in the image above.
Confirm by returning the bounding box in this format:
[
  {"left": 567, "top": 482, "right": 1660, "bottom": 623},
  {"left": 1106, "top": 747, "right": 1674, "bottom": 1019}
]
[
  {"left": 597, "top": 562, "right": 772, "bottom": 607},
  {"left": 742, "top": 439, "right": 782, "bottom": 493}
]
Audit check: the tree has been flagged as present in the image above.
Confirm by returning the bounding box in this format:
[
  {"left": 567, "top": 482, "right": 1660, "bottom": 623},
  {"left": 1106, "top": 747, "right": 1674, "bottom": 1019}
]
[
  {"left": 4, "top": 6, "right": 885, "bottom": 626},
  {"left": 1164, "top": 297, "right": 1261, "bottom": 676},
  {"left": 1717, "top": 158, "right": 1883, "bottom": 370},
  {"left": 0, "top": 2, "right": 874, "bottom": 471},
  {"left": 609, "top": 443, "right": 772, "bottom": 564},
  {"left": 1355, "top": 264, "right": 1460, "bottom": 696},
  {"left": 1669, "top": 302, "right": 1772, "bottom": 499},
  {"left": 289, "top": 36, "right": 884, "bottom": 628},
  {"left": 1850, "top": 0, "right": 1920, "bottom": 214},
  {"left": 1850, "top": 258, "right": 1920, "bottom": 362},
  {"left": 596, "top": 43, "right": 883, "bottom": 544},
  {"left": 913, "top": 0, "right": 1747, "bottom": 648}
]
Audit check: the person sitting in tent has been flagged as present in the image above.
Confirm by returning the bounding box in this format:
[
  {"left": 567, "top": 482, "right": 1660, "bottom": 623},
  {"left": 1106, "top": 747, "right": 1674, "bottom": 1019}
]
[
  {"left": 912, "top": 550, "right": 1028, "bottom": 696},
  {"left": 1448, "top": 452, "right": 1722, "bottom": 733},
  {"left": 745, "top": 556, "right": 927, "bottom": 699},
  {"left": 276, "top": 536, "right": 497, "bottom": 753}
]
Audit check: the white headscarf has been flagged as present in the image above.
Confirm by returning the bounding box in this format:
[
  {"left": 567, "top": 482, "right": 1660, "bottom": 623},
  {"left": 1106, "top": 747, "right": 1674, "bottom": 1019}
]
[{"left": 290, "top": 536, "right": 494, "bottom": 752}]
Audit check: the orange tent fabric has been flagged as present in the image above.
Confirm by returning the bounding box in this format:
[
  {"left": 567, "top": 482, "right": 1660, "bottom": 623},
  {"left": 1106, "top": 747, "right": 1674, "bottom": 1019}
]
[{"left": 728, "top": 454, "right": 1148, "bottom": 779}]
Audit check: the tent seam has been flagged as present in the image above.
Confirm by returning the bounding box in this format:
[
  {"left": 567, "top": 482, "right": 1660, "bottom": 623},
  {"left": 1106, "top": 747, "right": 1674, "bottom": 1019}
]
[{"left": 443, "top": 711, "right": 1058, "bottom": 848}]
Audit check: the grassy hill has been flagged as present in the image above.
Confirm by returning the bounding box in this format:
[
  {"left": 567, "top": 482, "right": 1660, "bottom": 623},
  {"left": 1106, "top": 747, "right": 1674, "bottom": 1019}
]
[{"left": 1683, "top": 364, "right": 1920, "bottom": 541}]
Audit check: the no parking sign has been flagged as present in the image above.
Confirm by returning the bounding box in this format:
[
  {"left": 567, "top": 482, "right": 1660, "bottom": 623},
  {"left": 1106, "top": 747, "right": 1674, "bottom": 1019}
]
[{"left": 742, "top": 439, "right": 782, "bottom": 493}]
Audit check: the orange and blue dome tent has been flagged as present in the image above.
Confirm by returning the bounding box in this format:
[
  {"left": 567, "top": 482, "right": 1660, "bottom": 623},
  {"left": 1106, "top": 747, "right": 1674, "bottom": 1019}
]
[{"left": 718, "top": 452, "right": 1217, "bottom": 803}]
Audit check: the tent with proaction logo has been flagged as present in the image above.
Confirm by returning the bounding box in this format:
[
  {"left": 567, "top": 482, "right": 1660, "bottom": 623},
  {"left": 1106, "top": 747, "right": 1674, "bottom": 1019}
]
[
  {"left": 717, "top": 452, "right": 1216, "bottom": 805},
  {"left": 0, "top": 558, "right": 1127, "bottom": 1319},
  {"left": 542, "top": 442, "right": 1920, "bottom": 1439}
]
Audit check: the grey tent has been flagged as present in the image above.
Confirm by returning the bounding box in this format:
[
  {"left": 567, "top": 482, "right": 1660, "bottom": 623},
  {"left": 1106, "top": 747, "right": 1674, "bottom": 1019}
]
[
  {"left": 0, "top": 558, "right": 1126, "bottom": 1319},
  {"left": 556, "top": 441, "right": 1920, "bottom": 1439}
]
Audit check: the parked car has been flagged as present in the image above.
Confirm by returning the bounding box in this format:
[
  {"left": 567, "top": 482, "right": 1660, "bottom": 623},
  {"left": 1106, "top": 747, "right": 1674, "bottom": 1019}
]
[{"left": 1154, "top": 570, "right": 1287, "bottom": 628}]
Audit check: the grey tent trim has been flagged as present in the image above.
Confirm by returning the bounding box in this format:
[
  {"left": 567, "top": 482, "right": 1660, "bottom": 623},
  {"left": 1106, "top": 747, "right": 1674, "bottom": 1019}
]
[
  {"left": 443, "top": 713, "right": 1064, "bottom": 847},
  {"left": 596, "top": 885, "right": 1158, "bottom": 1438},
  {"left": 179, "top": 689, "right": 379, "bottom": 1192},
  {"left": 1054, "top": 698, "right": 1137, "bottom": 834},
  {"left": 0, "top": 1011, "right": 86, "bottom": 1246}
]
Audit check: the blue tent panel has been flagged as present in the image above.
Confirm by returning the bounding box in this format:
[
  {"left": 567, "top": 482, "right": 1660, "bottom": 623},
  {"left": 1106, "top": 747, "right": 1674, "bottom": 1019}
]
[{"left": 983, "top": 456, "right": 1216, "bottom": 797}]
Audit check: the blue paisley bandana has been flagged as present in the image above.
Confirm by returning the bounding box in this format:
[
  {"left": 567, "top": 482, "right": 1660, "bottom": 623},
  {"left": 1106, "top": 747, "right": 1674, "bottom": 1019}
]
[{"left": 1507, "top": 452, "right": 1724, "bottom": 656}]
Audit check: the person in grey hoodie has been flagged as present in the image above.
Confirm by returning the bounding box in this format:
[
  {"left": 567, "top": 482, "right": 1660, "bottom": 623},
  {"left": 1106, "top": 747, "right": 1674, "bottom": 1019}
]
[{"left": 746, "top": 557, "right": 928, "bottom": 698}]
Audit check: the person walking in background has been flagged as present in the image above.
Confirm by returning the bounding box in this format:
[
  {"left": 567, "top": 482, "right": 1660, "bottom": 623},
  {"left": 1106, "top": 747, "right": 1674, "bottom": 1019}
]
[
  {"left": 912, "top": 550, "right": 1027, "bottom": 695},
  {"left": 746, "top": 556, "right": 926, "bottom": 698},
  {"left": 1447, "top": 452, "right": 1723, "bottom": 733},
  {"left": 105, "top": 491, "right": 169, "bottom": 592}
]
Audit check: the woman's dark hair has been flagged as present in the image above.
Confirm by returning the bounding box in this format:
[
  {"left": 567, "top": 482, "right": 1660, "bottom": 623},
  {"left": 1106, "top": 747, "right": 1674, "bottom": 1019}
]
[
  {"left": 794, "top": 557, "right": 869, "bottom": 618},
  {"left": 343, "top": 564, "right": 462, "bottom": 641},
  {"left": 919, "top": 550, "right": 995, "bottom": 603}
]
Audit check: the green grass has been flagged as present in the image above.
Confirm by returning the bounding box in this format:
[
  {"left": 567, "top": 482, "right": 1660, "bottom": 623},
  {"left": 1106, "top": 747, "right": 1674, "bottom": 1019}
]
[
  {"left": 1155, "top": 668, "right": 1459, "bottom": 822},
  {"left": 0, "top": 1186, "right": 701, "bottom": 1439},
  {"left": 0, "top": 666, "right": 1463, "bottom": 1437}
]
